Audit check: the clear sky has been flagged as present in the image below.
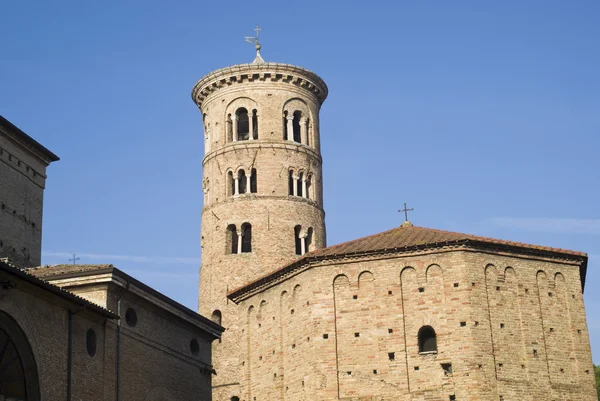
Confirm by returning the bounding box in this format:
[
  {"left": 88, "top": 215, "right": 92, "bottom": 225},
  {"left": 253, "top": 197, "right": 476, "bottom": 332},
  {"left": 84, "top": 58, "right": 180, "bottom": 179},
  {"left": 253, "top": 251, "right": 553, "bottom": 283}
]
[{"left": 2, "top": 1, "right": 599, "bottom": 361}]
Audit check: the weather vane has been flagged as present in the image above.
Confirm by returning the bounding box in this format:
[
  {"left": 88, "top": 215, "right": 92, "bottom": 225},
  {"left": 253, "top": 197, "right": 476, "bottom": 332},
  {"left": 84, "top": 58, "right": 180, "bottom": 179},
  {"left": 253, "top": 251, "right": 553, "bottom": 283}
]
[{"left": 245, "top": 24, "right": 264, "bottom": 63}]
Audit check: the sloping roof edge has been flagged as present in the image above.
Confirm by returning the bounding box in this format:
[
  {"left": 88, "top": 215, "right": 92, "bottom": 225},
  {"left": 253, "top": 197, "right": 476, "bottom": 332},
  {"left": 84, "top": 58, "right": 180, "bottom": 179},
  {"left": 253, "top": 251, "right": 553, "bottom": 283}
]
[
  {"left": 227, "top": 227, "right": 588, "bottom": 303},
  {"left": 0, "top": 260, "right": 118, "bottom": 319},
  {"left": 0, "top": 115, "right": 60, "bottom": 163}
]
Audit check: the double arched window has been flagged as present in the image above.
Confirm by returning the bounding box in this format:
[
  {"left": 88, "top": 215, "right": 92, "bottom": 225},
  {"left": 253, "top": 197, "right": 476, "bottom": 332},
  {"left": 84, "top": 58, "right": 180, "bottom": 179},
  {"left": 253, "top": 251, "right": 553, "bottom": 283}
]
[
  {"left": 226, "top": 223, "right": 252, "bottom": 254},
  {"left": 418, "top": 326, "right": 437, "bottom": 353},
  {"left": 228, "top": 107, "right": 258, "bottom": 142},
  {"left": 294, "top": 225, "right": 313, "bottom": 255},
  {"left": 288, "top": 169, "right": 312, "bottom": 199},
  {"left": 283, "top": 110, "right": 310, "bottom": 145},
  {"left": 228, "top": 169, "right": 257, "bottom": 196}
]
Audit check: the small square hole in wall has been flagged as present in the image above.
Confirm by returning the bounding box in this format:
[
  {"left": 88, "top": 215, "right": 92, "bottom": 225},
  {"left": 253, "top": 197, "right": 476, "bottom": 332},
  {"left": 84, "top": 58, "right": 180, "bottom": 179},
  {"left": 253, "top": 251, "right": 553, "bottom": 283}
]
[
  {"left": 346, "top": 371, "right": 351, "bottom": 375},
  {"left": 460, "top": 322, "right": 467, "bottom": 327},
  {"left": 441, "top": 363, "right": 452, "bottom": 375},
  {"left": 548, "top": 292, "right": 553, "bottom": 297},
  {"left": 302, "top": 380, "right": 305, "bottom": 387},
  {"left": 307, "top": 337, "right": 310, "bottom": 341},
  {"left": 388, "top": 290, "right": 393, "bottom": 295},
  {"left": 453, "top": 283, "right": 459, "bottom": 287},
  {"left": 388, "top": 352, "right": 395, "bottom": 361},
  {"left": 521, "top": 364, "right": 525, "bottom": 369},
  {"left": 306, "top": 301, "right": 310, "bottom": 305},
  {"left": 474, "top": 321, "right": 479, "bottom": 327},
  {"left": 353, "top": 295, "right": 358, "bottom": 300},
  {"left": 259, "top": 356, "right": 262, "bottom": 361},
  {"left": 496, "top": 286, "right": 500, "bottom": 291},
  {"left": 388, "top": 329, "right": 393, "bottom": 334},
  {"left": 290, "top": 309, "right": 294, "bottom": 314},
  {"left": 274, "top": 373, "right": 277, "bottom": 378},
  {"left": 292, "top": 344, "right": 296, "bottom": 349},
  {"left": 578, "top": 329, "right": 582, "bottom": 334},
  {"left": 498, "top": 363, "right": 503, "bottom": 368},
  {"left": 242, "top": 361, "right": 245, "bottom": 366},
  {"left": 533, "top": 349, "right": 538, "bottom": 357},
  {"left": 418, "top": 287, "right": 425, "bottom": 293},
  {"left": 560, "top": 368, "right": 564, "bottom": 373},
  {"left": 586, "top": 370, "right": 590, "bottom": 374},
  {"left": 354, "top": 332, "right": 360, "bottom": 337},
  {"left": 258, "top": 323, "right": 261, "bottom": 328},
  {"left": 273, "top": 350, "right": 275, "bottom": 354},
  {"left": 525, "top": 288, "right": 529, "bottom": 293},
  {"left": 572, "top": 294, "right": 576, "bottom": 299},
  {"left": 373, "top": 369, "right": 378, "bottom": 374},
  {"left": 549, "top": 327, "right": 554, "bottom": 332},
  {"left": 472, "top": 282, "right": 476, "bottom": 286},
  {"left": 478, "top": 364, "right": 483, "bottom": 369},
  {"left": 414, "top": 366, "right": 419, "bottom": 371},
  {"left": 323, "top": 334, "right": 329, "bottom": 339},
  {"left": 500, "top": 323, "right": 505, "bottom": 329},
  {"left": 449, "top": 396, "right": 456, "bottom": 401},
  {"left": 272, "top": 316, "right": 275, "bottom": 320}
]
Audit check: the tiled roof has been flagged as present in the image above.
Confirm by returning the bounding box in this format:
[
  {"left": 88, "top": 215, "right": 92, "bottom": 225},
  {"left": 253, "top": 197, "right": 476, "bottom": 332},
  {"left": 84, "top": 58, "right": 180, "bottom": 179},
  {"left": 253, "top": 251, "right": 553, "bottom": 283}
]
[
  {"left": 228, "top": 223, "right": 587, "bottom": 302},
  {"left": 27, "top": 264, "right": 114, "bottom": 278},
  {"left": 0, "top": 260, "right": 118, "bottom": 318}
]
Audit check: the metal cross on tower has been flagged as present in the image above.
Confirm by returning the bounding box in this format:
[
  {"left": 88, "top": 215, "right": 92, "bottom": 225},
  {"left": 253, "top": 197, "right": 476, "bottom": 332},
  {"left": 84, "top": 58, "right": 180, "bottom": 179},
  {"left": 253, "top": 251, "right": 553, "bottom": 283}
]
[
  {"left": 245, "top": 24, "right": 263, "bottom": 45},
  {"left": 68, "top": 253, "right": 80, "bottom": 265},
  {"left": 398, "top": 202, "right": 414, "bottom": 222}
]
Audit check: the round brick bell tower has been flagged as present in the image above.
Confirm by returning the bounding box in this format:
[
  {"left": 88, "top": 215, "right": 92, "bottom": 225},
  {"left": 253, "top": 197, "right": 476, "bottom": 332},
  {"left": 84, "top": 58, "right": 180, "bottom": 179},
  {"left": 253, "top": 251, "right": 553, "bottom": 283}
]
[{"left": 192, "top": 41, "right": 328, "bottom": 400}]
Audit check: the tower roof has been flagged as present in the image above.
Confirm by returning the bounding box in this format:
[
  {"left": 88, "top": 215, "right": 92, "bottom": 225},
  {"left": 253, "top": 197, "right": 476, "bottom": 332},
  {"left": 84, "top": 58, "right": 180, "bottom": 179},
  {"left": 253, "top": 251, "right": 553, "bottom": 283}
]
[
  {"left": 191, "top": 62, "right": 328, "bottom": 109},
  {"left": 227, "top": 224, "right": 588, "bottom": 302}
]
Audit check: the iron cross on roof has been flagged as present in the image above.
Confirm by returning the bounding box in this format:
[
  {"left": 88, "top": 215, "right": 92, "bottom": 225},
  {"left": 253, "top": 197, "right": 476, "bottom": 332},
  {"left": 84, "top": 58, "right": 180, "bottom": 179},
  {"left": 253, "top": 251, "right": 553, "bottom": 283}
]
[
  {"left": 245, "top": 24, "right": 263, "bottom": 45},
  {"left": 398, "top": 202, "right": 414, "bottom": 222},
  {"left": 68, "top": 253, "right": 80, "bottom": 265}
]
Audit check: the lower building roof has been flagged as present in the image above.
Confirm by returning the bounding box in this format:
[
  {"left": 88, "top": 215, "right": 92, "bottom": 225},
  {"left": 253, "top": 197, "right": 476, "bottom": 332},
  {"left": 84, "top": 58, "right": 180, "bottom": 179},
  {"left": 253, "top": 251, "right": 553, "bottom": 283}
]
[{"left": 228, "top": 223, "right": 588, "bottom": 303}]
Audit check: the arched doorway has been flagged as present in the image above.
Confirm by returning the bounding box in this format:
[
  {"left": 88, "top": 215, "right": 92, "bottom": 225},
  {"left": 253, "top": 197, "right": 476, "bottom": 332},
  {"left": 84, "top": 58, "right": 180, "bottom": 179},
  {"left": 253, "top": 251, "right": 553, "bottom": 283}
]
[{"left": 0, "top": 311, "right": 40, "bottom": 400}]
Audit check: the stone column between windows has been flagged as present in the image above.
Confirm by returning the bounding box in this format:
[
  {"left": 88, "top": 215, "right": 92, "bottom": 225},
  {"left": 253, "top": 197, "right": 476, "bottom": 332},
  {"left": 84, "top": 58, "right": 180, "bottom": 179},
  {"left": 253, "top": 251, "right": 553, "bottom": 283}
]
[
  {"left": 246, "top": 174, "right": 251, "bottom": 193},
  {"left": 286, "top": 116, "right": 294, "bottom": 141},
  {"left": 232, "top": 115, "right": 239, "bottom": 142},
  {"left": 248, "top": 112, "right": 254, "bottom": 140},
  {"left": 300, "top": 118, "right": 307, "bottom": 145},
  {"left": 302, "top": 177, "right": 307, "bottom": 198},
  {"left": 292, "top": 175, "right": 299, "bottom": 196},
  {"left": 234, "top": 176, "right": 240, "bottom": 196},
  {"left": 237, "top": 230, "right": 243, "bottom": 254},
  {"left": 300, "top": 234, "right": 307, "bottom": 255}
]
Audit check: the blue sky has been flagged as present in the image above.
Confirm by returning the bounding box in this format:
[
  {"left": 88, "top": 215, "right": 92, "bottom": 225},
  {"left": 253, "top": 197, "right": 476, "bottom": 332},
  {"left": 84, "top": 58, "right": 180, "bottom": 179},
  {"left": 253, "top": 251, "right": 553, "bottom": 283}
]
[{"left": 2, "top": 1, "right": 599, "bottom": 361}]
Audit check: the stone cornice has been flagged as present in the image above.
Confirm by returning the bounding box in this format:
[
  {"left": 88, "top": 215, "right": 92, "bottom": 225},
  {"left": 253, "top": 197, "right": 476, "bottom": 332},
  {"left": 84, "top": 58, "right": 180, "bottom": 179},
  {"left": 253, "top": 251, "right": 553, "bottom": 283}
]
[
  {"left": 202, "top": 140, "right": 322, "bottom": 166},
  {"left": 191, "top": 63, "right": 328, "bottom": 109},
  {"left": 227, "top": 240, "right": 587, "bottom": 303},
  {"left": 202, "top": 194, "right": 325, "bottom": 215}
]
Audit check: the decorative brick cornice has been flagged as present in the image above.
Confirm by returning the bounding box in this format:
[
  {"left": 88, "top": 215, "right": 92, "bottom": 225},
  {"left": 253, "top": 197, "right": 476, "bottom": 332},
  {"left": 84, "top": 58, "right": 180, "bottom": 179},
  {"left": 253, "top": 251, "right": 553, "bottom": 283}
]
[
  {"left": 191, "top": 63, "right": 328, "bottom": 109},
  {"left": 227, "top": 237, "right": 587, "bottom": 304}
]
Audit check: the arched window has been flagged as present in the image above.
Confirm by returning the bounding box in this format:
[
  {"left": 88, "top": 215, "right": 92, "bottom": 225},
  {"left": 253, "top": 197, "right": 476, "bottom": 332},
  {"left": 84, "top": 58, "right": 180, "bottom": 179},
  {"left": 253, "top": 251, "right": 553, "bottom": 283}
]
[
  {"left": 305, "top": 118, "right": 311, "bottom": 146},
  {"left": 306, "top": 227, "right": 313, "bottom": 253},
  {"left": 211, "top": 310, "right": 222, "bottom": 326},
  {"left": 0, "top": 311, "right": 41, "bottom": 401},
  {"left": 292, "top": 111, "right": 302, "bottom": 143},
  {"left": 236, "top": 108, "right": 249, "bottom": 140},
  {"left": 418, "top": 326, "right": 437, "bottom": 353},
  {"left": 252, "top": 109, "right": 258, "bottom": 139},
  {"left": 241, "top": 223, "right": 252, "bottom": 253},
  {"left": 226, "top": 114, "right": 233, "bottom": 143},
  {"left": 250, "top": 168, "right": 257, "bottom": 193},
  {"left": 297, "top": 172, "right": 304, "bottom": 198},
  {"left": 231, "top": 397, "right": 240, "bottom": 401},
  {"left": 283, "top": 111, "right": 289, "bottom": 140},
  {"left": 294, "top": 225, "right": 302, "bottom": 255},
  {"left": 306, "top": 175, "right": 312, "bottom": 200},
  {"left": 289, "top": 170, "right": 294, "bottom": 196},
  {"left": 228, "top": 171, "right": 234, "bottom": 197},
  {"left": 238, "top": 170, "right": 247, "bottom": 194},
  {"left": 226, "top": 224, "right": 238, "bottom": 254}
]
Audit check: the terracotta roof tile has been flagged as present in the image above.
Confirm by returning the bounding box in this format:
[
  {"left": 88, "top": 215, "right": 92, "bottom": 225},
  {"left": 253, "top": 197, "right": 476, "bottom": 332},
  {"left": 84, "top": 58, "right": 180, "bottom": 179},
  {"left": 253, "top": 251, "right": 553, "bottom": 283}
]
[
  {"left": 228, "top": 224, "right": 587, "bottom": 302},
  {"left": 27, "top": 264, "right": 114, "bottom": 278}
]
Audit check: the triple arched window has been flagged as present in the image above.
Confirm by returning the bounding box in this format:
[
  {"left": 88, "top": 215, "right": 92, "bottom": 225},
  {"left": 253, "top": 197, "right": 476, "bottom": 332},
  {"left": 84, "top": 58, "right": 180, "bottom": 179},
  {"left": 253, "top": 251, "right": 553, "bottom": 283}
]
[
  {"left": 226, "top": 223, "right": 252, "bottom": 254},
  {"left": 288, "top": 170, "right": 312, "bottom": 199},
  {"left": 294, "top": 225, "right": 313, "bottom": 255},
  {"left": 283, "top": 110, "right": 310, "bottom": 145},
  {"left": 228, "top": 108, "right": 258, "bottom": 142},
  {"left": 228, "top": 169, "right": 257, "bottom": 196}
]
